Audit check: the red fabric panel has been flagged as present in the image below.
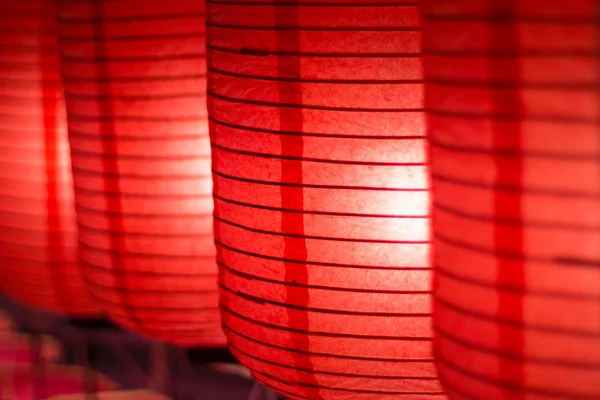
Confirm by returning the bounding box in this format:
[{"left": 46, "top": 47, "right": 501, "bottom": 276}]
[
  {"left": 424, "top": 0, "right": 600, "bottom": 399},
  {"left": 55, "top": 0, "right": 225, "bottom": 347},
  {"left": 208, "top": 1, "right": 444, "bottom": 398},
  {"left": 0, "top": 0, "right": 99, "bottom": 316}
]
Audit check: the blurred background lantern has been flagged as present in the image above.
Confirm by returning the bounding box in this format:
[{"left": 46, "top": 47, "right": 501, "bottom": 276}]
[
  {"left": 207, "top": 0, "right": 445, "bottom": 398},
  {"left": 0, "top": 0, "right": 100, "bottom": 317},
  {"left": 6, "top": 364, "right": 116, "bottom": 399},
  {"left": 48, "top": 389, "right": 171, "bottom": 400},
  {"left": 0, "top": 333, "right": 61, "bottom": 364},
  {"left": 55, "top": 0, "right": 226, "bottom": 347},
  {"left": 0, "top": 310, "right": 14, "bottom": 335},
  {"left": 423, "top": 0, "right": 600, "bottom": 398}
]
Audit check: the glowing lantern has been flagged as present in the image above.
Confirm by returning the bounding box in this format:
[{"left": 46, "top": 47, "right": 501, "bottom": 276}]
[
  {"left": 0, "top": 0, "right": 99, "bottom": 316},
  {"left": 55, "top": 0, "right": 225, "bottom": 346},
  {"left": 208, "top": 1, "right": 444, "bottom": 398},
  {"left": 423, "top": 0, "right": 600, "bottom": 398}
]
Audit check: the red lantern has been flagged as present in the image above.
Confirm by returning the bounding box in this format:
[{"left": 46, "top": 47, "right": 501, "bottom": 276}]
[
  {"left": 424, "top": 0, "right": 600, "bottom": 399},
  {"left": 0, "top": 0, "right": 99, "bottom": 316},
  {"left": 55, "top": 0, "right": 226, "bottom": 347},
  {"left": 208, "top": 1, "right": 443, "bottom": 398}
]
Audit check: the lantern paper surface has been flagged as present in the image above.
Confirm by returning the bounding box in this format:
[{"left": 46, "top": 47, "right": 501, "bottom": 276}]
[
  {"left": 208, "top": 1, "right": 443, "bottom": 398},
  {"left": 423, "top": 0, "right": 600, "bottom": 398},
  {"left": 0, "top": 0, "right": 99, "bottom": 316},
  {"left": 55, "top": 0, "right": 226, "bottom": 347}
]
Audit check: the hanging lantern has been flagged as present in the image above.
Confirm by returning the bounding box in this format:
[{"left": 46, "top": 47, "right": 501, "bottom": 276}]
[
  {"left": 55, "top": 0, "right": 225, "bottom": 347},
  {"left": 0, "top": 0, "right": 99, "bottom": 316},
  {"left": 208, "top": 1, "right": 443, "bottom": 398},
  {"left": 423, "top": 0, "right": 600, "bottom": 399}
]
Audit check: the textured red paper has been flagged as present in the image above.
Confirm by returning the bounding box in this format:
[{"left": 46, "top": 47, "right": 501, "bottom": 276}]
[
  {"left": 55, "top": 0, "right": 226, "bottom": 347},
  {"left": 423, "top": 0, "right": 600, "bottom": 399},
  {"left": 208, "top": 1, "right": 444, "bottom": 398},
  {"left": 0, "top": 0, "right": 99, "bottom": 316}
]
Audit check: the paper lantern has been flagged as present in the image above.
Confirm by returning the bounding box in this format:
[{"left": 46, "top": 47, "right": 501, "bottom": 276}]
[
  {"left": 423, "top": 0, "right": 600, "bottom": 399},
  {"left": 55, "top": 0, "right": 225, "bottom": 347},
  {"left": 208, "top": 1, "right": 444, "bottom": 398},
  {"left": 0, "top": 0, "right": 99, "bottom": 316}
]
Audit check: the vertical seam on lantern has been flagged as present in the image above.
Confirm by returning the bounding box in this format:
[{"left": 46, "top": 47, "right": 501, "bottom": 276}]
[
  {"left": 274, "top": 2, "right": 321, "bottom": 398},
  {"left": 43, "top": 4, "right": 71, "bottom": 313},
  {"left": 490, "top": 1, "right": 525, "bottom": 397},
  {"left": 90, "top": 0, "right": 140, "bottom": 330}
]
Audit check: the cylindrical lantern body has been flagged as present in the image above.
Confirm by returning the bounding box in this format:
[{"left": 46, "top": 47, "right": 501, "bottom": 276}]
[
  {"left": 208, "top": 1, "right": 443, "bottom": 398},
  {"left": 0, "top": 0, "right": 99, "bottom": 316},
  {"left": 424, "top": 0, "right": 600, "bottom": 399},
  {"left": 56, "top": 0, "right": 225, "bottom": 346}
]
